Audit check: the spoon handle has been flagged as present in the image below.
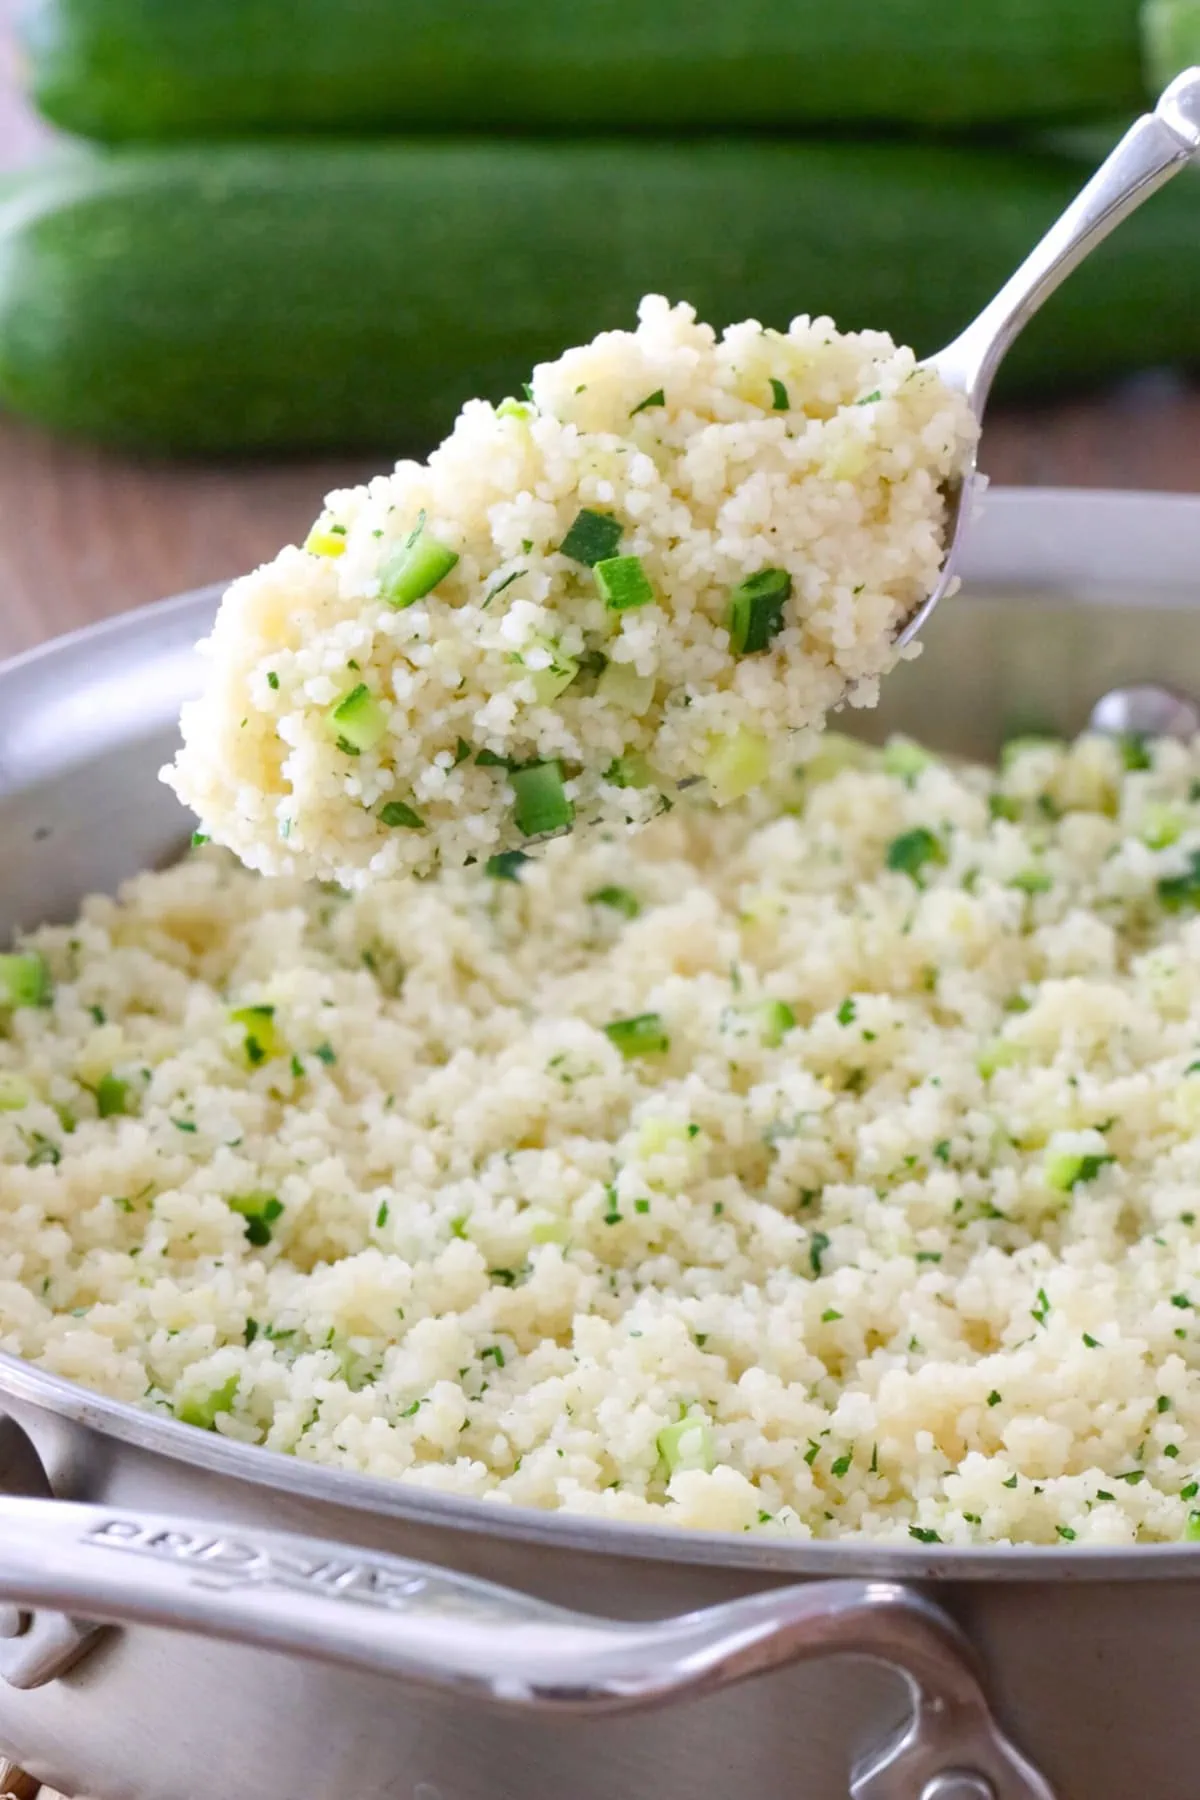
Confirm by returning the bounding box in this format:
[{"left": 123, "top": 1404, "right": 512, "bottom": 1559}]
[{"left": 934, "top": 67, "right": 1200, "bottom": 411}]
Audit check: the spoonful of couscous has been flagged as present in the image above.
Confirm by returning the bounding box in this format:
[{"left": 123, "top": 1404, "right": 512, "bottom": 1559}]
[{"left": 165, "top": 71, "right": 1199, "bottom": 888}]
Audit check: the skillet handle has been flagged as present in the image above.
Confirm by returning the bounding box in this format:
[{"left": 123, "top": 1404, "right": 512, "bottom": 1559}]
[{"left": 0, "top": 1494, "right": 1053, "bottom": 1800}]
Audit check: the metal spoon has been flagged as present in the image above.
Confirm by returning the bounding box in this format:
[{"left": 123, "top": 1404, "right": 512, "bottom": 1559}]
[{"left": 900, "top": 65, "right": 1200, "bottom": 652}]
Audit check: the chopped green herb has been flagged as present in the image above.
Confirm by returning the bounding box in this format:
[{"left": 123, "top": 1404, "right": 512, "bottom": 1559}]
[
  {"left": 1187, "top": 1512, "right": 1200, "bottom": 1541},
  {"left": 379, "top": 799, "right": 426, "bottom": 830},
  {"left": 831, "top": 1452, "right": 852, "bottom": 1477},
  {"left": 1010, "top": 867, "right": 1053, "bottom": 894},
  {"left": 482, "top": 1345, "right": 506, "bottom": 1367},
  {"left": 630, "top": 389, "right": 665, "bottom": 415},
  {"left": 244, "top": 1318, "right": 259, "bottom": 1345},
  {"left": 1031, "top": 1287, "right": 1051, "bottom": 1327},
  {"left": 836, "top": 998, "right": 857, "bottom": 1026},
  {"left": 987, "top": 1390, "right": 1002, "bottom": 1407},
  {"left": 634, "top": 1198, "right": 651, "bottom": 1214},
  {"left": 1082, "top": 1332, "right": 1100, "bottom": 1348},
  {"left": 312, "top": 1042, "right": 336, "bottom": 1066},
  {"left": 475, "top": 748, "right": 513, "bottom": 769},
  {"left": 1157, "top": 1395, "right": 1172, "bottom": 1413},
  {"left": 375, "top": 1200, "right": 389, "bottom": 1229},
  {"left": 916, "top": 1251, "right": 942, "bottom": 1264},
  {"left": 769, "top": 377, "right": 789, "bottom": 410},
  {"left": 511, "top": 760, "right": 573, "bottom": 838},
  {"left": 26, "top": 1134, "right": 60, "bottom": 1168},
  {"left": 559, "top": 509, "right": 621, "bottom": 566},
  {"left": 266, "top": 671, "right": 280, "bottom": 690},
  {"left": 87, "top": 1004, "right": 106, "bottom": 1025},
  {"left": 191, "top": 830, "right": 210, "bottom": 847},
  {"left": 1171, "top": 1293, "right": 1192, "bottom": 1309},
  {"left": 727, "top": 568, "right": 792, "bottom": 656},
  {"left": 380, "top": 513, "right": 459, "bottom": 607},
  {"left": 0, "top": 953, "right": 50, "bottom": 1009},
  {"left": 1182, "top": 1482, "right": 1199, "bottom": 1500},
  {"left": 595, "top": 554, "right": 655, "bottom": 613},
  {"left": 482, "top": 568, "right": 522, "bottom": 609},
  {"left": 933, "top": 1139, "right": 951, "bottom": 1163},
  {"left": 588, "top": 886, "right": 641, "bottom": 919},
  {"left": 604, "top": 1012, "right": 669, "bottom": 1058},
  {"left": 856, "top": 388, "right": 882, "bottom": 405},
  {"left": 885, "top": 827, "right": 945, "bottom": 882},
  {"left": 327, "top": 684, "right": 387, "bottom": 756},
  {"left": 451, "top": 738, "right": 472, "bottom": 766},
  {"left": 908, "top": 1525, "right": 941, "bottom": 1543},
  {"left": 809, "top": 1230, "right": 831, "bottom": 1276},
  {"left": 1003, "top": 1474, "right": 1019, "bottom": 1489},
  {"left": 1056, "top": 1525, "right": 1077, "bottom": 1541},
  {"left": 226, "top": 1191, "right": 284, "bottom": 1248},
  {"left": 1116, "top": 1470, "right": 1145, "bottom": 1485},
  {"left": 821, "top": 1308, "right": 842, "bottom": 1322}
]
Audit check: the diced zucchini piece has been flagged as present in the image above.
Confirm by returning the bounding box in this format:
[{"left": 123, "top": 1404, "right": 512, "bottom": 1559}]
[
  {"left": 0, "top": 954, "right": 50, "bottom": 1009},
  {"left": 1044, "top": 1149, "right": 1114, "bottom": 1191},
  {"left": 559, "top": 509, "right": 621, "bottom": 566},
  {"left": 595, "top": 554, "right": 654, "bottom": 612},
  {"left": 658, "top": 1414, "right": 716, "bottom": 1475},
  {"left": 703, "top": 729, "right": 770, "bottom": 804},
  {"left": 882, "top": 737, "right": 933, "bottom": 783},
  {"left": 800, "top": 732, "right": 877, "bottom": 785},
  {"left": 529, "top": 644, "right": 579, "bottom": 704},
  {"left": 530, "top": 1217, "right": 571, "bottom": 1246},
  {"left": 755, "top": 999, "right": 796, "bottom": 1047},
  {"left": 96, "top": 1072, "right": 130, "bottom": 1118},
  {"left": 485, "top": 850, "right": 529, "bottom": 881},
  {"left": 226, "top": 1190, "right": 284, "bottom": 1246},
  {"left": 885, "top": 827, "right": 944, "bottom": 880},
  {"left": 174, "top": 1373, "right": 240, "bottom": 1431},
  {"left": 604, "top": 751, "right": 653, "bottom": 789},
  {"left": 1143, "top": 803, "right": 1183, "bottom": 849},
  {"left": 379, "top": 513, "right": 458, "bottom": 607},
  {"left": 0, "top": 1076, "right": 29, "bottom": 1111},
  {"left": 727, "top": 568, "right": 791, "bottom": 655},
  {"left": 597, "top": 660, "right": 655, "bottom": 713},
  {"left": 327, "top": 683, "right": 388, "bottom": 756},
  {"left": 511, "top": 761, "right": 573, "bottom": 837},
  {"left": 604, "top": 1012, "right": 669, "bottom": 1058},
  {"left": 230, "top": 1004, "right": 283, "bottom": 1067},
  {"left": 977, "top": 1039, "right": 1022, "bottom": 1079},
  {"left": 304, "top": 519, "right": 347, "bottom": 558}
]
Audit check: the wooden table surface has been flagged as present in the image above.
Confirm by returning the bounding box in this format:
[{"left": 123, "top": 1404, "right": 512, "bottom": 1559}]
[{"left": 0, "top": 15, "right": 1198, "bottom": 664}]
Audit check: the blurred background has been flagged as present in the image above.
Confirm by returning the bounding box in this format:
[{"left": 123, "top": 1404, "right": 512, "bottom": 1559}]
[{"left": 0, "top": 0, "right": 1197, "bottom": 664}]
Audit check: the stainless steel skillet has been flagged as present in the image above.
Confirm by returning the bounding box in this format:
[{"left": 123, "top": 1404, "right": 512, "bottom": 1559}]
[{"left": 1, "top": 489, "right": 1200, "bottom": 1800}]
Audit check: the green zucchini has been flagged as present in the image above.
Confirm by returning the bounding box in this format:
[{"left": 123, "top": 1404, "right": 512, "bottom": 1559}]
[
  {"left": 21, "top": 0, "right": 1162, "bottom": 139},
  {"left": 0, "top": 138, "right": 1196, "bottom": 456}
]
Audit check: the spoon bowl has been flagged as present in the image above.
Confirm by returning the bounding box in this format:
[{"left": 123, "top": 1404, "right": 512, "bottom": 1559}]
[{"left": 898, "top": 64, "right": 1200, "bottom": 652}]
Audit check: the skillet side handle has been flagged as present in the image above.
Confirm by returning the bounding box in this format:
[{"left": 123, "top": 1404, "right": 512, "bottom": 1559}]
[{"left": 0, "top": 1495, "right": 1053, "bottom": 1800}]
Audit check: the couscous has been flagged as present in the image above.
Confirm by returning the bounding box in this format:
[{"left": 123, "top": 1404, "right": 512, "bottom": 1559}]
[
  {"left": 5, "top": 731, "right": 1200, "bottom": 1545},
  {"left": 164, "top": 297, "right": 976, "bottom": 886}
]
